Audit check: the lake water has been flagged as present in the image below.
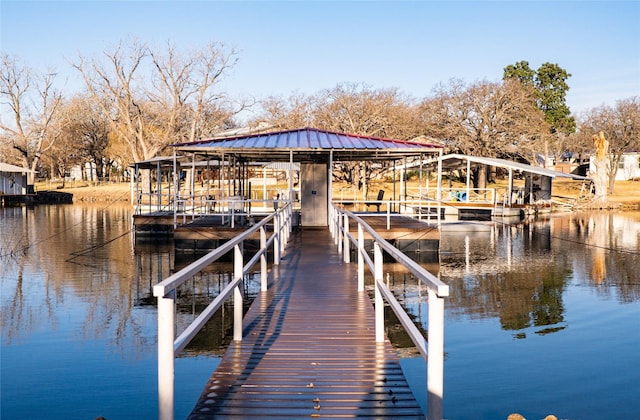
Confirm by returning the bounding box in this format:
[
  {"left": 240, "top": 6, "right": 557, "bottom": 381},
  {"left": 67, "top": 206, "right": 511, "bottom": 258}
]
[{"left": 1, "top": 204, "right": 639, "bottom": 420}]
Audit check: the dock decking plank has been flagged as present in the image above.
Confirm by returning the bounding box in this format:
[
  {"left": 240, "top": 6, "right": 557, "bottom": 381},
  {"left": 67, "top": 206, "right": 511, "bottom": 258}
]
[{"left": 188, "top": 228, "right": 423, "bottom": 419}]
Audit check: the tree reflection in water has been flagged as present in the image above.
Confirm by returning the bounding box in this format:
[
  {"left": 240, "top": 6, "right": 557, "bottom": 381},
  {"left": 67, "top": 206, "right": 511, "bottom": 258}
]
[{"left": 385, "top": 212, "right": 640, "bottom": 341}]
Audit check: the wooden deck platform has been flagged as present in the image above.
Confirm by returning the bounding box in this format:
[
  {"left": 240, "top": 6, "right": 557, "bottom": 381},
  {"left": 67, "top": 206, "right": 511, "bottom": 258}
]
[
  {"left": 133, "top": 211, "right": 440, "bottom": 252},
  {"left": 188, "top": 229, "right": 423, "bottom": 419}
]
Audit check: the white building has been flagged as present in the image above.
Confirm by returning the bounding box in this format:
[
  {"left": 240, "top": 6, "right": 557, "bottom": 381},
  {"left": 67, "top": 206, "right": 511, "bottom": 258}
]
[
  {"left": 589, "top": 152, "right": 640, "bottom": 181},
  {"left": 0, "top": 162, "right": 37, "bottom": 195}
]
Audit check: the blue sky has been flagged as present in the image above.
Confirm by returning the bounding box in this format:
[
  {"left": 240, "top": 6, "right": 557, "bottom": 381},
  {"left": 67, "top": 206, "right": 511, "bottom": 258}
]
[{"left": 1, "top": 1, "right": 639, "bottom": 122}]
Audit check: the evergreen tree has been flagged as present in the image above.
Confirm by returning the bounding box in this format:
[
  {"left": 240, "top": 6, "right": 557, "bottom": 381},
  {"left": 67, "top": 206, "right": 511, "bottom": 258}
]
[{"left": 504, "top": 61, "right": 576, "bottom": 135}]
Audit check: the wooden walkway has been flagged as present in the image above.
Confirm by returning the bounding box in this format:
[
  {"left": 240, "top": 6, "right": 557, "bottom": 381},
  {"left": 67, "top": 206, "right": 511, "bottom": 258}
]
[{"left": 188, "top": 228, "right": 423, "bottom": 419}]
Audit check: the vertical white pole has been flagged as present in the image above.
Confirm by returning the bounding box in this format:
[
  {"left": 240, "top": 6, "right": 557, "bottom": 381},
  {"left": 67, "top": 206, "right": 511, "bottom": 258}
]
[
  {"left": 437, "top": 150, "right": 443, "bottom": 227},
  {"left": 466, "top": 158, "right": 471, "bottom": 200},
  {"left": 274, "top": 215, "right": 280, "bottom": 265},
  {"left": 234, "top": 244, "right": 243, "bottom": 342},
  {"left": 343, "top": 213, "right": 350, "bottom": 263},
  {"left": 279, "top": 211, "right": 286, "bottom": 255},
  {"left": 357, "top": 223, "right": 364, "bottom": 292},
  {"left": 334, "top": 209, "right": 340, "bottom": 245},
  {"left": 157, "top": 160, "right": 162, "bottom": 212},
  {"left": 386, "top": 205, "right": 390, "bottom": 230},
  {"left": 329, "top": 206, "right": 334, "bottom": 237},
  {"left": 260, "top": 226, "right": 267, "bottom": 292},
  {"left": 337, "top": 211, "right": 343, "bottom": 254},
  {"left": 374, "top": 241, "right": 384, "bottom": 342},
  {"left": 158, "top": 293, "right": 175, "bottom": 420},
  {"left": 508, "top": 168, "right": 513, "bottom": 206},
  {"left": 328, "top": 150, "right": 333, "bottom": 224},
  {"left": 427, "top": 289, "right": 444, "bottom": 420}
]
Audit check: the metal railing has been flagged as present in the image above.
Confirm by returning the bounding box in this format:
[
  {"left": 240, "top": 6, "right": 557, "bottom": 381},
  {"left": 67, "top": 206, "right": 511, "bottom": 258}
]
[
  {"left": 173, "top": 196, "right": 297, "bottom": 228},
  {"left": 153, "top": 202, "right": 292, "bottom": 420},
  {"left": 330, "top": 204, "right": 449, "bottom": 420}
]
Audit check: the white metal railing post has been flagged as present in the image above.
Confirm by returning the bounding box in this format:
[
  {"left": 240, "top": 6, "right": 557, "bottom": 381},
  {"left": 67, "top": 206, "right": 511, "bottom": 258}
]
[
  {"left": 427, "top": 288, "right": 445, "bottom": 420},
  {"left": 329, "top": 207, "right": 335, "bottom": 237},
  {"left": 260, "top": 225, "right": 267, "bottom": 292},
  {"left": 233, "top": 244, "right": 243, "bottom": 341},
  {"left": 334, "top": 209, "right": 340, "bottom": 246},
  {"left": 158, "top": 292, "right": 175, "bottom": 420},
  {"left": 282, "top": 208, "right": 287, "bottom": 245},
  {"left": 337, "top": 210, "right": 343, "bottom": 255},
  {"left": 357, "top": 223, "right": 364, "bottom": 292},
  {"left": 279, "top": 211, "right": 286, "bottom": 255},
  {"left": 330, "top": 207, "right": 338, "bottom": 240},
  {"left": 343, "top": 213, "right": 350, "bottom": 263},
  {"left": 386, "top": 205, "right": 390, "bottom": 230},
  {"left": 274, "top": 214, "right": 280, "bottom": 265},
  {"left": 373, "top": 240, "right": 384, "bottom": 342}
]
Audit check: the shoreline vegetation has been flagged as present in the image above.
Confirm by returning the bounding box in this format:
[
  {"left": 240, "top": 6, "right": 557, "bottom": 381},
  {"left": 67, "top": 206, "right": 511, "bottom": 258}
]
[{"left": 41, "top": 178, "right": 640, "bottom": 210}]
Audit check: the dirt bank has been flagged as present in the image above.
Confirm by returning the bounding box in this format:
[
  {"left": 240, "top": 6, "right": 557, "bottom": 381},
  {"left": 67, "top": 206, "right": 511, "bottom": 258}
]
[{"left": 37, "top": 182, "right": 131, "bottom": 203}]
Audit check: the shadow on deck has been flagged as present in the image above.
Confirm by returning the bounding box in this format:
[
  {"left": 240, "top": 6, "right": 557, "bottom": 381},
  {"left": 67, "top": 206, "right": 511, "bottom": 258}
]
[{"left": 188, "top": 228, "right": 423, "bottom": 419}]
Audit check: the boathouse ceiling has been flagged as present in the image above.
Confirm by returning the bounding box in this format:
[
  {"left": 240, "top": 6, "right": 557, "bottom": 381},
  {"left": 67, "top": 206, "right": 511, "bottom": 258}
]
[{"left": 171, "top": 127, "right": 443, "bottom": 162}]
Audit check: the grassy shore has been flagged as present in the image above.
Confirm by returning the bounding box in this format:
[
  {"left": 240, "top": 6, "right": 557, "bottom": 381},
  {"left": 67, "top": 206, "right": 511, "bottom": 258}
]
[{"left": 39, "top": 178, "right": 640, "bottom": 209}]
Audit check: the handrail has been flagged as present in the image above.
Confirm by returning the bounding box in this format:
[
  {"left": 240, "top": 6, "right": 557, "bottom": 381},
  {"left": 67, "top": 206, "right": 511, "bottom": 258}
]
[
  {"left": 173, "top": 197, "right": 291, "bottom": 228},
  {"left": 331, "top": 204, "right": 448, "bottom": 420},
  {"left": 154, "top": 202, "right": 292, "bottom": 420}
]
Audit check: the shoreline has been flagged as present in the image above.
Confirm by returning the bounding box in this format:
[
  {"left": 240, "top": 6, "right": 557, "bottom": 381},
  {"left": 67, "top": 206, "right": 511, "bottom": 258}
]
[{"left": 41, "top": 181, "right": 640, "bottom": 210}]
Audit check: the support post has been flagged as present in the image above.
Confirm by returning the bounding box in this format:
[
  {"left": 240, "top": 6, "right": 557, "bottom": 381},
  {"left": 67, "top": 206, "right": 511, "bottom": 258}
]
[
  {"left": 274, "top": 215, "right": 280, "bottom": 265},
  {"left": 427, "top": 288, "right": 445, "bottom": 420},
  {"left": 343, "top": 213, "right": 350, "bottom": 263},
  {"left": 158, "top": 293, "right": 175, "bottom": 420},
  {"left": 337, "top": 211, "right": 343, "bottom": 255},
  {"left": 386, "top": 205, "right": 391, "bottom": 230},
  {"left": 260, "top": 226, "right": 267, "bottom": 292},
  {"left": 374, "top": 241, "right": 384, "bottom": 342},
  {"left": 234, "top": 244, "right": 243, "bottom": 341},
  {"left": 357, "top": 223, "right": 364, "bottom": 292},
  {"left": 280, "top": 211, "right": 286, "bottom": 255}
]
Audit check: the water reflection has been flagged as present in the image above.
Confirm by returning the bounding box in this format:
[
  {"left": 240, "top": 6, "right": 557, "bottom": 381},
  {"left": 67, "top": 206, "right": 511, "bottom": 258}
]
[
  {"left": 388, "top": 212, "right": 640, "bottom": 342},
  {"left": 568, "top": 211, "right": 640, "bottom": 301},
  {"left": 1, "top": 205, "right": 146, "bottom": 351},
  {"left": 2, "top": 205, "right": 640, "bottom": 419}
]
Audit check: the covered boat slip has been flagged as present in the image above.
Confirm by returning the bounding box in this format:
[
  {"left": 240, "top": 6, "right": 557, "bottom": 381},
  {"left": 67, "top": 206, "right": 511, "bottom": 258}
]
[
  {"left": 131, "top": 130, "right": 587, "bottom": 234},
  {"left": 131, "top": 128, "right": 444, "bottom": 237},
  {"left": 397, "top": 154, "right": 589, "bottom": 218}
]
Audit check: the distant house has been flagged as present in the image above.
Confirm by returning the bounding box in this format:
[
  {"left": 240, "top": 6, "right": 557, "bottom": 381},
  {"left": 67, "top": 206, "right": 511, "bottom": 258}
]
[
  {"left": 589, "top": 151, "right": 640, "bottom": 181},
  {"left": 614, "top": 152, "right": 640, "bottom": 181},
  {"left": 0, "top": 162, "right": 37, "bottom": 195}
]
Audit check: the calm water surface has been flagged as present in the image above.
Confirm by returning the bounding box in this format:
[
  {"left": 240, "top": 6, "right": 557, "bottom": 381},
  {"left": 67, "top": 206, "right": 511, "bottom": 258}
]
[{"left": 1, "top": 204, "right": 639, "bottom": 419}]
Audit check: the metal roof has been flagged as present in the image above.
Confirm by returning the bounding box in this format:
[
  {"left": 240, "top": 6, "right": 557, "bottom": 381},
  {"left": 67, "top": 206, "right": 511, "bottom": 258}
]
[
  {"left": 172, "top": 127, "right": 442, "bottom": 162},
  {"left": 0, "top": 162, "right": 37, "bottom": 174},
  {"left": 436, "top": 154, "right": 589, "bottom": 180}
]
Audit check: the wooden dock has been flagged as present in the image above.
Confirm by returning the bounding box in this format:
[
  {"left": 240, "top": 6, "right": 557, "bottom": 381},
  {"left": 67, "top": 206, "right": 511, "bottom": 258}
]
[
  {"left": 134, "top": 211, "right": 441, "bottom": 252},
  {"left": 187, "top": 228, "right": 424, "bottom": 419}
]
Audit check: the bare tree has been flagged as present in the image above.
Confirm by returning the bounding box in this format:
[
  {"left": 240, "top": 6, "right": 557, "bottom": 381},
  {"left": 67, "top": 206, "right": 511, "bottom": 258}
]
[
  {"left": 253, "top": 83, "right": 423, "bottom": 197},
  {"left": 1, "top": 53, "right": 63, "bottom": 184},
  {"left": 73, "top": 39, "right": 241, "bottom": 164},
  {"left": 420, "top": 78, "right": 550, "bottom": 188},
  {"left": 310, "top": 83, "right": 421, "bottom": 139},
  {"left": 46, "top": 95, "right": 112, "bottom": 183},
  {"left": 579, "top": 97, "right": 640, "bottom": 193},
  {"left": 308, "top": 83, "right": 423, "bottom": 197},
  {"left": 258, "top": 93, "right": 313, "bottom": 130},
  {"left": 149, "top": 41, "right": 242, "bottom": 142}
]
